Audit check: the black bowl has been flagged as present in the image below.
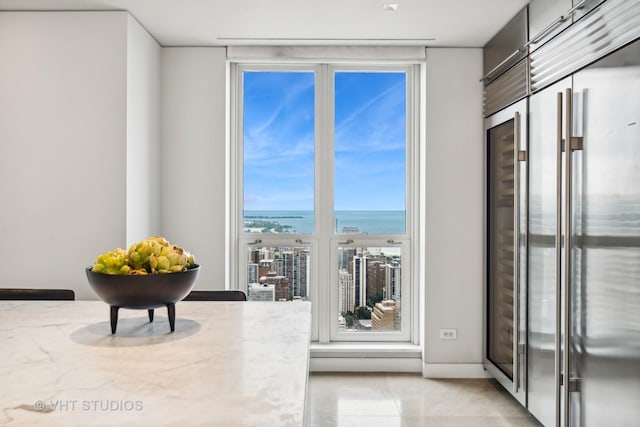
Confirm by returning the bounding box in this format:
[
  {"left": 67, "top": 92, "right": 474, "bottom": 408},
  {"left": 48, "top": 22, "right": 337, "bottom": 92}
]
[
  {"left": 86, "top": 265, "right": 200, "bottom": 333},
  {"left": 86, "top": 265, "right": 200, "bottom": 308}
]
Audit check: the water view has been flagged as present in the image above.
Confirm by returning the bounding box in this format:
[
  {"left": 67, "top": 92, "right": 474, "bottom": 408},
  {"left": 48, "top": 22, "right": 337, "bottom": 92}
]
[{"left": 243, "top": 210, "right": 405, "bottom": 234}]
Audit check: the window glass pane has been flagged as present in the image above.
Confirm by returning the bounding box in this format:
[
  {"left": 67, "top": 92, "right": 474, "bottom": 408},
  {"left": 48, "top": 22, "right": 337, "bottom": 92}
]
[
  {"left": 337, "top": 246, "right": 402, "bottom": 332},
  {"left": 334, "top": 72, "right": 406, "bottom": 234},
  {"left": 246, "top": 246, "right": 310, "bottom": 301},
  {"left": 243, "top": 71, "right": 315, "bottom": 234}
]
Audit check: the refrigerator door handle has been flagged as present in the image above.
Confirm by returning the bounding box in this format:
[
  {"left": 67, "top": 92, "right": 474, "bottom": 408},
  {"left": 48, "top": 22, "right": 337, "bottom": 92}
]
[
  {"left": 555, "top": 91, "right": 563, "bottom": 427},
  {"left": 513, "top": 111, "right": 521, "bottom": 393},
  {"left": 562, "top": 87, "right": 576, "bottom": 427}
]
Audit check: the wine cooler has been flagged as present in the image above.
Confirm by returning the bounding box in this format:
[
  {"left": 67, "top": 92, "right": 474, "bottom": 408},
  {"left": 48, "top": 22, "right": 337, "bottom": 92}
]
[{"left": 484, "top": 98, "right": 527, "bottom": 405}]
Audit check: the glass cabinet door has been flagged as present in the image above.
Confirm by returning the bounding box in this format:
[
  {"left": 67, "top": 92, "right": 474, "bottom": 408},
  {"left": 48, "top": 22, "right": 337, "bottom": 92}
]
[{"left": 487, "top": 119, "right": 516, "bottom": 380}]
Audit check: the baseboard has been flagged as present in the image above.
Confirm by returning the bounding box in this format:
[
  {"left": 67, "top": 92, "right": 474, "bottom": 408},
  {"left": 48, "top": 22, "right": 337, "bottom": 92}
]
[
  {"left": 310, "top": 357, "right": 423, "bottom": 373},
  {"left": 422, "top": 363, "right": 490, "bottom": 378},
  {"left": 309, "top": 359, "right": 491, "bottom": 377}
]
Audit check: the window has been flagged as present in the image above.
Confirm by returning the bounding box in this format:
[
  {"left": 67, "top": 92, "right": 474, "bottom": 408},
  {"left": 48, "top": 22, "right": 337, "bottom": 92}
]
[{"left": 231, "top": 63, "right": 419, "bottom": 344}]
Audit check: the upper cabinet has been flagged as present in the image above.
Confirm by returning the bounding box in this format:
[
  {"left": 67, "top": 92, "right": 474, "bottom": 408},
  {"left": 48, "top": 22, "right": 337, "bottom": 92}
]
[
  {"left": 482, "top": 7, "right": 528, "bottom": 117},
  {"left": 528, "top": 0, "right": 609, "bottom": 51},
  {"left": 528, "top": 0, "right": 572, "bottom": 50},
  {"left": 573, "top": 0, "right": 608, "bottom": 21},
  {"left": 482, "top": 7, "right": 528, "bottom": 84}
]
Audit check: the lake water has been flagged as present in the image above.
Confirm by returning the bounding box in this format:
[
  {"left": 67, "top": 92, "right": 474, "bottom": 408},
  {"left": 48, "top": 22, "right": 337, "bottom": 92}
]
[{"left": 244, "top": 210, "right": 405, "bottom": 234}]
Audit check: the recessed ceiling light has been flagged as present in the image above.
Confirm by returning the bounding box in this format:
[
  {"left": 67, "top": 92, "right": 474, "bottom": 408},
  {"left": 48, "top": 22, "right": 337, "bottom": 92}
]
[{"left": 383, "top": 4, "right": 399, "bottom": 11}]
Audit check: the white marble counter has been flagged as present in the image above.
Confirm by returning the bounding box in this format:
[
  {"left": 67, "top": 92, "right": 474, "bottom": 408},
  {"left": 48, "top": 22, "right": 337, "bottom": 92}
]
[{"left": 0, "top": 300, "right": 311, "bottom": 426}]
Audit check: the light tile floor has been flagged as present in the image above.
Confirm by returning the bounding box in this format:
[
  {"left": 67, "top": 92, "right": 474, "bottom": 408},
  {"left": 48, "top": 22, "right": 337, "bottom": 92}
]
[{"left": 307, "top": 373, "right": 543, "bottom": 427}]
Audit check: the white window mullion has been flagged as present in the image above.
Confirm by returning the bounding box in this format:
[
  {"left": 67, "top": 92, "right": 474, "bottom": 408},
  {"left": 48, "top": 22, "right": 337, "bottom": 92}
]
[
  {"left": 411, "top": 63, "right": 424, "bottom": 346},
  {"left": 227, "top": 62, "right": 242, "bottom": 291},
  {"left": 316, "top": 64, "right": 333, "bottom": 343}
]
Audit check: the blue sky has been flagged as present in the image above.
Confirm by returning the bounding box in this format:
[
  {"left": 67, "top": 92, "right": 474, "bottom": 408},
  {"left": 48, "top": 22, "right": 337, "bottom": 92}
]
[{"left": 243, "top": 70, "right": 406, "bottom": 211}]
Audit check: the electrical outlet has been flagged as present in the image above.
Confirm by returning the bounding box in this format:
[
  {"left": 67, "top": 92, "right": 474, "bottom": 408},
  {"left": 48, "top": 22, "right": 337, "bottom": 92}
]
[{"left": 439, "top": 328, "right": 457, "bottom": 340}]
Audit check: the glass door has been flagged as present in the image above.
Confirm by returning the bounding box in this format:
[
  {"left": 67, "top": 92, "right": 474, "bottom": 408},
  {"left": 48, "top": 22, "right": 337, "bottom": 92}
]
[
  {"left": 484, "top": 99, "right": 527, "bottom": 405},
  {"left": 487, "top": 118, "right": 516, "bottom": 380}
]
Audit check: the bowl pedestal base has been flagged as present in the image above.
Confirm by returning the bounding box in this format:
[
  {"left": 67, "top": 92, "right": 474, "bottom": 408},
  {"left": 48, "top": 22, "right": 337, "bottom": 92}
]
[{"left": 109, "top": 303, "right": 176, "bottom": 334}]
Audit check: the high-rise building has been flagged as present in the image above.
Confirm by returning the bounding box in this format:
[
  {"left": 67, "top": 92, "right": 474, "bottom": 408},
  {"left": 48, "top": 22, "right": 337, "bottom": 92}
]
[
  {"left": 248, "top": 283, "right": 275, "bottom": 301},
  {"left": 371, "top": 300, "right": 398, "bottom": 331},
  {"left": 352, "top": 255, "right": 367, "bottom": 309},
  {"left": 294, "top": 250, "right": 309, "bottom": 299},
  {"left": 338, "top": 269, "right": 354, "bottom": 314},
  {"left": 283, "top": 251, "right": 297, "bottom": 297},
  {"left": 338, "top": 247, "right": 356, "bottom": 270},
  {"left": 366, "top": 259, "right": 386, "bottom": 305},
  {"left": 261, "top": 271, "right": 290, "bottom": 301},
  {"left": 260, "top": 247, "right": 274, "bottom": 261},
  {"left": 247, "top": 263, "right": 259, "bottom": 285},
  {"left": 258, "top": 259, "right": 272, "bottom": 280},
  {"left": 273, "top": 249, "right": 309, "bottom": 299},
  {"left": 249, "top": 249, "right": 260, "bottom": 264},
  {"left": 385, "top": 262, "right": 401, "bottom": 301}
]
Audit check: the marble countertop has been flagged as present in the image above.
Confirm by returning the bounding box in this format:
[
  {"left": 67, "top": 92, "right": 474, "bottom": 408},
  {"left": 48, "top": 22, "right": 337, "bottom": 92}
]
[{"left": 0, "top": 300, "right": 311, "bottom": 426}]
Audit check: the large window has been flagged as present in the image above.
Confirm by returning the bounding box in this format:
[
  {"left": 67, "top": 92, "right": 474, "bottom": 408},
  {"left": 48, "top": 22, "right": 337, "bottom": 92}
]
[{"left": 232, "top": 63, "right": 418, "bottom": 343}]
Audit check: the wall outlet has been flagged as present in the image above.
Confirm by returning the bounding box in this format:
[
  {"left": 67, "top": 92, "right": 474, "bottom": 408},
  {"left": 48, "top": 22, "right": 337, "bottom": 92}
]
[{"left": 439, "top": 328, "right": 457, "bottom": 340}]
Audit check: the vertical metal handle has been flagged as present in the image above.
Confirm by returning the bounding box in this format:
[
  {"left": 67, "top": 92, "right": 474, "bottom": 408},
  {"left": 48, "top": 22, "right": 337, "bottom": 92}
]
[
  {"left": 512, "top": 111, "right": 521, "bottom": 393},
  {"left": 555, "top": 92, "right": 563, "bottom": 427},
  {"left": 562, "top": 88, "right": 575, "bottom": 427}
]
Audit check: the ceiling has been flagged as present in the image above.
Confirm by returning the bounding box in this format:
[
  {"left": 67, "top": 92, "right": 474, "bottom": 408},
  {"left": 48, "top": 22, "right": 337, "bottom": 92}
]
[{"left": 0, "top": 0, "right": 530, "bottom": 47}]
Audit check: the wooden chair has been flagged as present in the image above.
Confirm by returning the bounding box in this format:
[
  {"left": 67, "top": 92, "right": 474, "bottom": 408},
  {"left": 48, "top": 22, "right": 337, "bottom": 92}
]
[
  {"left": 0, "top": 288, "right": 75, "bottom": 300},
  {"left": 183, "top": 290, "right": 247, "bottom": 301}
]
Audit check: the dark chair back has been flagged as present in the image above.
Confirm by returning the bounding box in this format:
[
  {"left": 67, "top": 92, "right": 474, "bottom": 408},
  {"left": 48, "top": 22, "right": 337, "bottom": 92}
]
[
  {"left": 0, "top": 288, "right": 76, "bottom": 300},
  {"left": 183, "top": 290, "right": 247, "bottom": 301}
]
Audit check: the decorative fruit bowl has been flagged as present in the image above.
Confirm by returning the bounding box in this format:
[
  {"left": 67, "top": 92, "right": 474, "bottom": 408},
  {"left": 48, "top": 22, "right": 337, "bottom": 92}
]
[
  {"left": 86, "top": 237, "right": 199, "bottom": 334},
  {"left": 86, "top": 265, "right": 200, "bottom": 333}
]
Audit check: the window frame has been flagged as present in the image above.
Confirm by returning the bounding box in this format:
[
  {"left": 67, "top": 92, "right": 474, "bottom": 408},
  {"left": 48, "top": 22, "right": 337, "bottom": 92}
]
[{"left": 229, "top": 61, "right": 421, "bottom": 345}]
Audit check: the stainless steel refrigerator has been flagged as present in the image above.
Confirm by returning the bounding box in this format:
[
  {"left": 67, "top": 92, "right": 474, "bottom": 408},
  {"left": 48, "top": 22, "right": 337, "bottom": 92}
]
[{"left": 528, "top": 32, "right": 640, "bottom": 427}]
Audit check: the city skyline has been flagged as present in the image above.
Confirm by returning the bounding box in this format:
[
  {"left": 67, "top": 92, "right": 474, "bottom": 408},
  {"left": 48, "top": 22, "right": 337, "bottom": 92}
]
[{"left": 247, "top": 245, "right": 402, "bottom": 332}]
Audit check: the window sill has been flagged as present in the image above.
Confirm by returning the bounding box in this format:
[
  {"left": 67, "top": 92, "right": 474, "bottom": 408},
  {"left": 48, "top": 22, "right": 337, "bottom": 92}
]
[
  {"left": 309, "top": 343, "right": 422, "bottom": 372},
  {"left": 310, "top": 342, "right": 422, "bottom": 359}
]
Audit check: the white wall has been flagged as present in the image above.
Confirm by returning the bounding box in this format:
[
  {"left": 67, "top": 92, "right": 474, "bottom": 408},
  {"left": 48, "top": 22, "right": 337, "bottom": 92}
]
[
  {"left": 0, "top": 11, "right": 162, "bottom": 300},
  {"left": 126, "top": 16, "right": 162, "bottom": 246},
  {"left": 423, "top": 48, "right": 487, "bottom": 377},
  {"left": 160, "top": 48, "right": 228, "bottom": 290},
  {"left": 0, "top": 12, "right": 128, "bottom": 300}
]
